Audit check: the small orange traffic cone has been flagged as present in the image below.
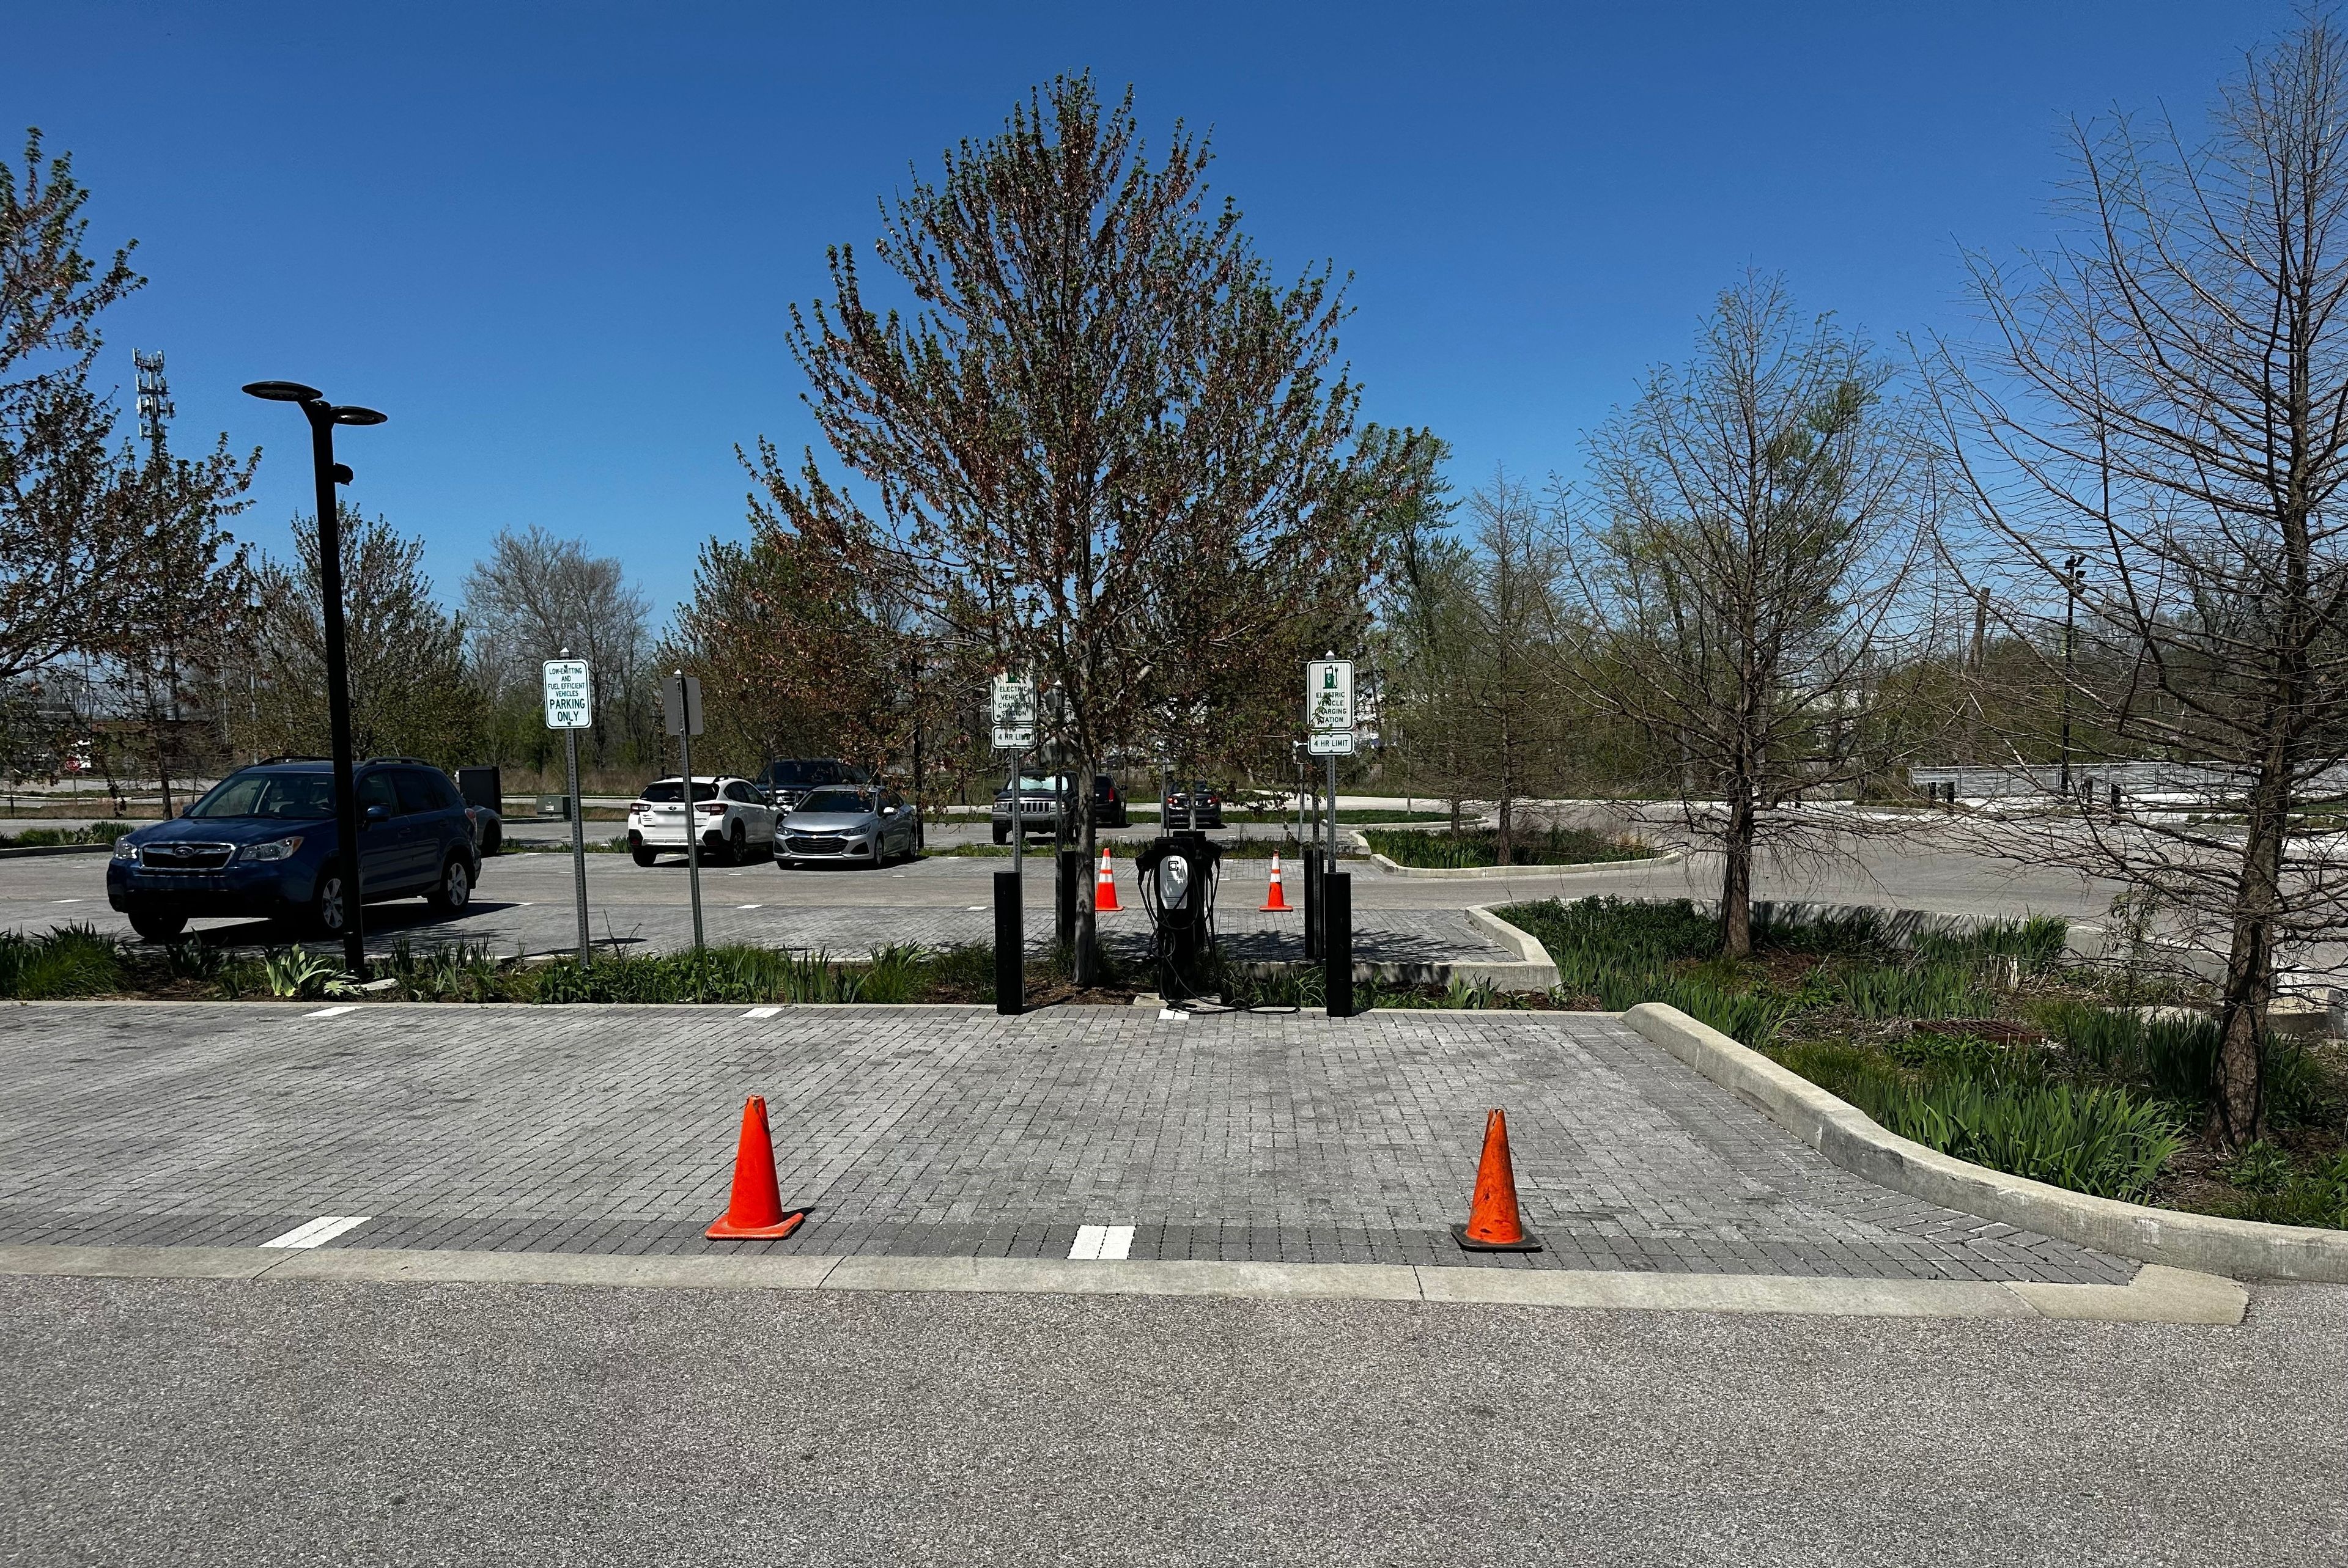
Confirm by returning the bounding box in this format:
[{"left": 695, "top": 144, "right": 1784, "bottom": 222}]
[
  {"left": 1260, "top": 850, "right": 1293, "bottom": 913},
  {"left": 705, "top": 1094, "right": 808, "bottom": 1240},
  {"left": 1452, "top": 1108, "right": 1542, "bottom": 1251},
  {"left": 1094, "top": 846, "right": 1123, "bottom": 913}
]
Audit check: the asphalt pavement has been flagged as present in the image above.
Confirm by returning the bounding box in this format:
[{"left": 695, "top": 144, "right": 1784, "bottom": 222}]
[
  {"left": 3, "top": 1272, "right": 2340, "bottom": 1565},
  {"left": 0, "top": 815, "right": 2124, "bottom": 959}
]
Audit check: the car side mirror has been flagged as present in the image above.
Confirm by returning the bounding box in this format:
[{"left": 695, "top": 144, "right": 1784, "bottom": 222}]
[
  {"left": 364, "top": 804, "right": 392, "bottom": 826},
  {"left": 882, "top": 804, "right": 898, "bottom": 815}
]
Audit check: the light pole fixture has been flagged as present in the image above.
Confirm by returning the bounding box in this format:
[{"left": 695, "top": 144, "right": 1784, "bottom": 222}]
[{"left": 242, "top": 380, "right": 387, "bottom": 976}]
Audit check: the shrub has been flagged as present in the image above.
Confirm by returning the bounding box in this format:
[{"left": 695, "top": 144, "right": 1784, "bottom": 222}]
[
  {"left": 2227, "top": 1150, "right": 2348, "bottom": 1230},
  {"left": 0, "top": 924, "right": 126, "bottom": 998},
  {"left": 1364, "top": 825, "right": 1650, "bottom": 869},
  {"left": 262, "top": 948, "right": 357, "bottom": 1000},
  {"left": 1845, "top": 1075, "right": 2184, "bottom": 1200},
  {"left": 1834, "top": 962, "right": 1995, "bottom": 1021},
  {"left": 1914, "top": 915, "right": 2069, "bottom": 977}
]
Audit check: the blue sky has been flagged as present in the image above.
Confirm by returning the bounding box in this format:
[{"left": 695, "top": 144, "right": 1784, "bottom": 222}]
[{"left": 1, "top": 1, "right": 2300, "bottom": 623}]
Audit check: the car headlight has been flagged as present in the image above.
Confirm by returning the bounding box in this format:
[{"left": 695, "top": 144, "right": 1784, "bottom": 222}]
[
  {"left": 239, "top": 836, "right": 305, "bottom": 863},
  {"left": 112, "top": 837, "right": 141, "bottom": 860}
]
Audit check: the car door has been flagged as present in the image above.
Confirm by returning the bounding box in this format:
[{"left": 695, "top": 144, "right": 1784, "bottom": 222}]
[
  {"left": 355, "top": 770, "right": 410, "bottom": 894},
  {"left": 726, "top": 780, "right": 773, "bottom": 844},
  {"left": 396, "top": 768, "right": 463, "bottom": 886}
]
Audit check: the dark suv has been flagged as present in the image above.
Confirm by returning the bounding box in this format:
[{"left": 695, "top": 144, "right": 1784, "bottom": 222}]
[
  {"left": 106, "top": 757, "right": 482, "bottom": 942},
  {"left": 755, "top": 757, "right": 869, "bottom": 812}
]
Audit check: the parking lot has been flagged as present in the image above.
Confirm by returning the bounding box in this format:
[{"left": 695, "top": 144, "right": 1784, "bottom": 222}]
[{"left": 0, "top": 809, "right": 2133, "bottom": 970}]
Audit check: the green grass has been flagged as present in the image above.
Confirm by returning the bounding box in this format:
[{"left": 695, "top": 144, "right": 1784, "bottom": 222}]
[{"left": 1362, "top": 825, "right": 1652, "bottom": 869}]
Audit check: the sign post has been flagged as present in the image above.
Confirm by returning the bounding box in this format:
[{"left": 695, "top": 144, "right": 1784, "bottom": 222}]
[
  {"left": 542, "top": 655, "right": 594, "bottom": 966},
  {"left": 1307, "top": 654, "right": 1356, "bottom": 1014},
  {"left": 662, "top": 671, "right": 707, "bottom": 994},
  {"left": 989, "top": 674, "right": 1036, "bottom": 1015}
]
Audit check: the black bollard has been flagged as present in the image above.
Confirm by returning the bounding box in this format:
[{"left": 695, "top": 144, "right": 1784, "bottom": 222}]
[
  {"left": 1323, "top": 869, "right": 1353, "bottom": 1017},
  {"left": 994, "top": 868, "right": 1023, "bottom": 1015}
]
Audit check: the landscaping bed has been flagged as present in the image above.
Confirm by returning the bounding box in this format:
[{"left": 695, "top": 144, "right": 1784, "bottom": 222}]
[
  {"left": 0, "top": 924, "right": 1139, "bottom": 1009},
  {"left": 0, "top": 820, "right": 134, "bottom": 850},
  {"left": 1496, "top": 897, "right": 2348, "bottom": 1228},
  {"left": 1363, "top": 825, "right": 1653, "bottom": 869}
]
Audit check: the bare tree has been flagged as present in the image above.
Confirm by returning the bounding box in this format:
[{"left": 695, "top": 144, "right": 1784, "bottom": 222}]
[
  {"left": 754, "top": 75, "right": 1436, "bottom": 976},
  {"left": 462, "top": 525, "right": 649, "bottom": 768},
  {"left": 1386, "top": 474, "right": 1572, "bottom": 855},
  {"left": 1559, "top": 275, "right": 1949, "bottom": 956},
  {"left": 244, "top": 506, "right": 484, "bottom": 768},
  {"left": 1935, "top": 15, "right": 2348, "bottom": 1146}
]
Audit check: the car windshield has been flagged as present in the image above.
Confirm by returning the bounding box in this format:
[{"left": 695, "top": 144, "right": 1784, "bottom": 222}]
[
  {"left": 1010, "top": 776, "right": 1071, "bottom": 792},
  {"left": 185, "top": 772, "right": 336, "bottom": 820},
  {"left": 799, "top": 788, "right": 874, "bottom": 814},
  {"left": 641, "top": 780, "right": 718, "bottom": 803},
  {"left": 762, "top": 761, "right": 821, "bottom": 786}
]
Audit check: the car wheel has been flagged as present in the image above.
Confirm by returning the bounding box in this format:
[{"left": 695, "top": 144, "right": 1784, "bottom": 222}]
[
  {"left": 482, "top": 823, "right": 502, "bottom": 856},
  {"left": 312, "top": 871, "right": 350, "bottom": 935},
  {"left": 727, "top": 822, "right": 747, "bottom": 866},
  {"left": 992, "top": 825, "right": 1007, "bottom": 845},
  {"left": 427, "top": 854, "right": 472, "bottom": 915},
  {"left": 128, "top": 910, "right": 186, "bottom": 943},
  {"left": 632, "top": 845, "right": 658, "bottom": 867}
]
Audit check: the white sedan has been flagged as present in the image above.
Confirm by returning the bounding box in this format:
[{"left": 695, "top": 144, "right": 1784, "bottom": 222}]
[{"left": 627, "top": 776, "right": 776, "bottom": 866}]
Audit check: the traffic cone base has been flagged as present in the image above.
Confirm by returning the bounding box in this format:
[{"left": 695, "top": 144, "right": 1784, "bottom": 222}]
[
  {"left": 706, "top": 1094, "right": 810, "bottom": 1240},
  {"left": 1094, "top": 847, "right": 1123, "bottom": 913},
  {"left": 1453, "top": 1108, "right": 1543, "bottom": 1252},
  {"left": 1260, "top": 850, "right": 1294, "bottom": 913}
]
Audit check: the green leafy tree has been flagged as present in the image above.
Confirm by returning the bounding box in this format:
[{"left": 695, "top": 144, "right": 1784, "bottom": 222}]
[{"left": 753, "top": 75, "right": 1438, "bottom": 974}]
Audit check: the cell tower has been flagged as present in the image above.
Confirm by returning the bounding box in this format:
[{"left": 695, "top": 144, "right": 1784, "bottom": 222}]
[{"left": 133, "top": 348, "right": 172, "bottom": 451}]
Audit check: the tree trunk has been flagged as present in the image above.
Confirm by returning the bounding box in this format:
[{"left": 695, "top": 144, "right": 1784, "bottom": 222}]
[
  {"left": 1719, "top": 779, "right": 1755, "bottom": 958},
  {"left": 1073, "top": 756, "right": 1098, "bottom": 987},
  {"left": 2211, "top": 765, "right": 2287, "bottom": 1147}
]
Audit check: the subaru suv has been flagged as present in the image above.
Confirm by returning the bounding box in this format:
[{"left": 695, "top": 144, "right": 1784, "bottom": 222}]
[{"left": 106, "top": 757, "right": 482, "bottom": 942}]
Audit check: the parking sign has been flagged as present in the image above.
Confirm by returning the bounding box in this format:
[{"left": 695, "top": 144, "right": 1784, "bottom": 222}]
[
  {"left": 991, "top": 675, "right": 1036, "bottom": 749},
  {"left": 542, "top": 660, "right": 593, "bottom": 729},
  {"left": 1307, "top": 657, "right": 1354, "bottom": 732}
]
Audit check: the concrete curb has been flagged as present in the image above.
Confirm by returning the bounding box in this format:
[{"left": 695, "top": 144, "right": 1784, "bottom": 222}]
[
  {"left": 1622, "top": 1001, "right": 2348, "bottom": 1284},
  {"left": 1361, "top": 847, "right": 1682, "bottom": 880},
  {"left": 0, "top": 1243, "right": 2247, "bottom": 1323},
  {"left": 1456, "top": 904, "right": 1562, "bottom": 992},
  {"left": 0, "top": 842, "right": 114, "bottom": 859}
]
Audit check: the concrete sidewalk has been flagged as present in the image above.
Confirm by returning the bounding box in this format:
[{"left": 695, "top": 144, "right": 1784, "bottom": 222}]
[{"left": 0, "top": 1003, "right": 2130, "bottom": 1284}]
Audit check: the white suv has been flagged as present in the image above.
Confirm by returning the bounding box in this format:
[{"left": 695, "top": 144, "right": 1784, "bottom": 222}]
[{"left": 628, "top": 776, "right": 776, "bottom": 866}]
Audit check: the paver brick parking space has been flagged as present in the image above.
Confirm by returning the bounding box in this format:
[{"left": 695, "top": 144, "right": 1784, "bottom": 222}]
[{"left": 0, "top": 1003, "right": 2133, "bottom": 1283}]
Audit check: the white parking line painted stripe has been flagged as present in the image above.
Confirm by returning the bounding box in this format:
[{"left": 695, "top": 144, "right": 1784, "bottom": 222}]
[
  {"left": 260, "top": 1215, "right": 371, "bottom": 1249},
  {"left": 303, "top": 1005, "right": 359, "bottom": 1019},
  {"left": 54, "top": 898, "right": 81, "bottom": 904},
  {"left": 1068, "top": 1224, "right": 1135, "bottom": 1261},
  {"left": 737, "top": 904, "right": 762, "bottom": 910},
  {"left": 742, "top": 1006, "right": 781, "bottom": 1019}
]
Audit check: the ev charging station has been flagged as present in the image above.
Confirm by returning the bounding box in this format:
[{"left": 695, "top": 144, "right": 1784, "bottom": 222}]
[{"left": 1135, "top": 828, "right": 1222, "bottom": 1004}]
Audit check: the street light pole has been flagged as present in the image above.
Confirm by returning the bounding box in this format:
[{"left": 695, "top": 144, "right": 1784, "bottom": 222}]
[{"left": 244, "top": 381, "right": 385, "bottom": 976}]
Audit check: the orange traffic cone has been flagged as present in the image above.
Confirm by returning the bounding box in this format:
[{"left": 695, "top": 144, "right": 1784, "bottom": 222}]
[
  {"left": 1452, "top": 1108, "right": 1542, "bottom": 1251},
  {"left": 1094, "top": 846, "right": 1123, "bottom": 913},
  {"left": 1260, "top": 850, "right": 1293, "bottom": 913},
  {"left": 705, "top": 1094, "right": 808, "bottom": 1240}
]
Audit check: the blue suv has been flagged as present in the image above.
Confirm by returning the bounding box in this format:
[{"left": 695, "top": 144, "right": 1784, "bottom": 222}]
[{"left": 107, "top": 757, "right": 482, "bottom": 943}]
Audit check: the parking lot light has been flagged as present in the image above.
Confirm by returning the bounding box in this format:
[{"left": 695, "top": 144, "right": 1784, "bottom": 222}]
[{"left": 242, "top": 380, "right": 386, "bottom": 975}]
